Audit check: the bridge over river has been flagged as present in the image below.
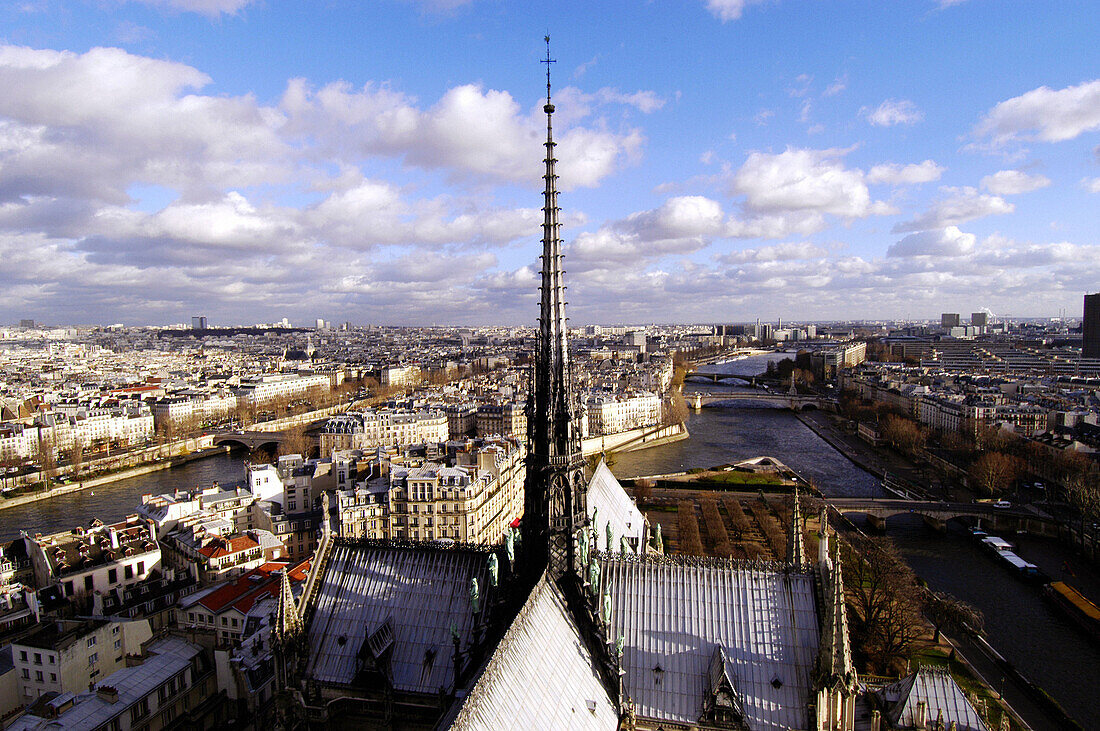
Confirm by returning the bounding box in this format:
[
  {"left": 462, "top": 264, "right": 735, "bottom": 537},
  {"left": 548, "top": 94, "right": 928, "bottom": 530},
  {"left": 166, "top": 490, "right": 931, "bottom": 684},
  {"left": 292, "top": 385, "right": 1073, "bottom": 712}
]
[
  {"left": 825, "top": 496, "right": 1058, "bottom": 535},
  {"left": 687, "top": 391, "right": 835, "bottom": 412}
]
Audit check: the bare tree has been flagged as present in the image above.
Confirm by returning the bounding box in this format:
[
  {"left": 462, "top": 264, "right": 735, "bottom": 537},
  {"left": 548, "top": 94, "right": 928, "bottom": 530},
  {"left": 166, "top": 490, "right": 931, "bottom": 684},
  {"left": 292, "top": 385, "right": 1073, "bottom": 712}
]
[
  {"left": 280, "top": 424, "right": 314, "bottom": 459},
  {"left": 924, "top": 590, "right": 983, "bottom": 643},
  {"left": 880, "top": 414, "right": 927, "bottom": 457},
  {"left": 842, "top": 535, "right": 925, "bottom": 673},
  {"left": 969, "top": 452, "right": 1024, "bottom": 496},
  {"left": 35, "top": 434, "right": 56, "bottom": 491},
  {"left": 69, "top": 443, "right": 84, "bottom": 481}
]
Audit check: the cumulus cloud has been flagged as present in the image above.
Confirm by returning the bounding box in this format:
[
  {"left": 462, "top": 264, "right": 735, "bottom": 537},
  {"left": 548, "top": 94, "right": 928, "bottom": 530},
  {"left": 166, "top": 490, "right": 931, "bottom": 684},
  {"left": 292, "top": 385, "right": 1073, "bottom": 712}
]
[
  {"left": 731, "top": 147, "right": 893, "bottom": 218},
  {"left": 718, "top": 242, "right": 828, "bottom": 264},
  {"left": 893, "top": 187, "right": 1014, "bottom": 233},
  {"left": 887, "top": 226, "right": 976, "bottom": 257},
  {"left": 1083, "top": 177, "right": 1100, "bottom": 193},
  {"left": 281, "top": 79, "right": 644, "bottom": 188},
  {"left": 867, "top": 160, "right": 944, "bottom": 185},
  {"left": 974, "top": 80, "right": 1100, "bottom": 145},
  {"left": 980, "top": 169, "right": 1051, "bottom": 195},
  {"left": 863, "top": 99, "right": 923, "bottom": 126}
]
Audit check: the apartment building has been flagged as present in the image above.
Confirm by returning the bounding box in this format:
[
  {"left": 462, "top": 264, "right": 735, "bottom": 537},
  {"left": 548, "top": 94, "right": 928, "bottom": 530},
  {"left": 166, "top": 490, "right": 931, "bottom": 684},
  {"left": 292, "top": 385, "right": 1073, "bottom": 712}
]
[
  {"left": 11, "top": 619, "right": 151, "bottom": 705},
  {"left": 319, "top": 408, "right": 449, "bottom": 453},
  {"left": 475, "top": 401, "right": 526, "bottom": 438},
  {"left": 585, "top": 391, "right": 661, "bottom": 436}
]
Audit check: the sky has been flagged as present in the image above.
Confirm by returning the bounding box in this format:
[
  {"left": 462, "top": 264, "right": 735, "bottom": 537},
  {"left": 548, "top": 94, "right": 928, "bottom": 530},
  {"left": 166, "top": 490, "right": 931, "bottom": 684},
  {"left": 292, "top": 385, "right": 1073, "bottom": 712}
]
[{"left": 2, "top": 0, "right": 1099, "bottom": 327}]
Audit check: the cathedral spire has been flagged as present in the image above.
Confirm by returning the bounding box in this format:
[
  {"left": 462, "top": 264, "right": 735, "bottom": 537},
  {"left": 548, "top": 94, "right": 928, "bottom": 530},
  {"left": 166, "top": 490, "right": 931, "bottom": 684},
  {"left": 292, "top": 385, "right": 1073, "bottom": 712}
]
[
  {"left": 787, "top": 486, "right": 807, "bottom": 567},
  {"left": 524, "top": 35, "right": 587, "bottom": 584}
]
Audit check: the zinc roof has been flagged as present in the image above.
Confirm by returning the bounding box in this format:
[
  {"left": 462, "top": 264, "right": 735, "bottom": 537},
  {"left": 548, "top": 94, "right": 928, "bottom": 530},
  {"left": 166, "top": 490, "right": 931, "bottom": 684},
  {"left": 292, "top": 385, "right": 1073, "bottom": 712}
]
[
  {"left": 587, "top": 459, "right": 647, "bottom": 551},
  {"left": 446, "top": 578, "right": 618, "bottom": 731},
  {"left": 305, "top": 541, "right": 490, "bottom": 694},
  {"left": 880, "top": 665, "right": 990, "bottom": 731},
  {"left": 600, "top": 555, "right": 819, "bottom": 731}
]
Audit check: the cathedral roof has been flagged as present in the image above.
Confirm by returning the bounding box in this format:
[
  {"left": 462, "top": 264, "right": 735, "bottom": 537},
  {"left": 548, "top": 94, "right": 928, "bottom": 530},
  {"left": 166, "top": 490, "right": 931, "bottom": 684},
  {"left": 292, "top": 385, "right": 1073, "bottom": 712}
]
[
  {"left": 305, "top": 540, "right": 492, "bottom": 694},
  {"left": 600, "top": 554, "right": 820, "bottom": 731},
  {"left": 446, "top": 577, "right": 618, "bottom": 731},
  {"left": 878, "top": 665, "right": 990, "bottom": 731},
  {"left": 587, "top": 459, "right": 647, "bottom": 551}
]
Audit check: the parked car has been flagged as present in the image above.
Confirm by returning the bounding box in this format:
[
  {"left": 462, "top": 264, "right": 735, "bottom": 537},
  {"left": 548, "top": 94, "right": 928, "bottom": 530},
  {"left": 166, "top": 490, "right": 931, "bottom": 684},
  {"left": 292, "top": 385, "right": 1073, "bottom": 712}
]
[{"left": 993, "top": 500, "right": 1011, "bottom": 509}]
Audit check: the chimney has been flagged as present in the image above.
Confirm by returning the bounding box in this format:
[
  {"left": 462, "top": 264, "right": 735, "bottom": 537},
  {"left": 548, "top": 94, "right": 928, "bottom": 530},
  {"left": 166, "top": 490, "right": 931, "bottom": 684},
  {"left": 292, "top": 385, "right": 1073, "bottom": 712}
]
[{"left": 96, "top": 686, "right": 119, "bottom": 703}]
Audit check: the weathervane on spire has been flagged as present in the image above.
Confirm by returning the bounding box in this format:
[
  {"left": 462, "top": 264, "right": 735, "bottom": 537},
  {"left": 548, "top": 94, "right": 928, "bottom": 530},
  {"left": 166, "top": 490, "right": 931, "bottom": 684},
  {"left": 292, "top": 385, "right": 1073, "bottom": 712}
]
[{"left": 542, "top": 34, "right": 556, "bottom": 110}]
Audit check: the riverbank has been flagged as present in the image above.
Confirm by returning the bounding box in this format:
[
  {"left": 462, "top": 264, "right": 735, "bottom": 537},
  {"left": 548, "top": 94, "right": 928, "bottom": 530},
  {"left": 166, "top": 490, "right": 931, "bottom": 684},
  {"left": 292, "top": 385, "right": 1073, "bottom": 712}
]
[{"left": 0, "top": 446, "right": 232, "bottom": 514}]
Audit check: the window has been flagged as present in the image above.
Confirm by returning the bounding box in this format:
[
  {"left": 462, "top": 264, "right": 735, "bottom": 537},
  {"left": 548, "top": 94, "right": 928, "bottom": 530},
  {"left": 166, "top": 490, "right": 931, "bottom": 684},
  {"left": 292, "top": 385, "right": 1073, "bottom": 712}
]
[
  {"left": 35, "top": 671, "right": 42, "bottom": 682},
  {"left": 114, "top": 639, "right": 121, "bottom": 650},
  {"left": 108, "top": 568, "right": 117, "bottom": 584},
  {"left": 20, "top": 669, "right": 28, "bottom": 679},
  {"left": 64, "top": 581, "right": 74, "bottom": 596},
  {"left": 188, "top": 612, "right": 195, "bottom": 623},
  {"left": 18, "top": 650, "right": 26, "bottom": 661},
  {"left": 130, "top": 697, "right": 149, "bottom": 722},
  {"left": 88, "top": 653, "right": 98, "bottom": 665},
  {"left": 221, "top": 617, "right": 228, "bottom": 626},
  {"left": 87, "top": 636, "right": 97, "bottom": 647},
  {"left": 231, "top": 618, "right": 238, "bottom": 628},
  {"left": 33, "top": 653, "right": 41, "bottom": 665},
  {"left": 136, "top": 561, "right": 144, "bottom": 574},
  {"left": 112, "top": 625, "right": 120, "bottom": 635},
  {"left": 124, "top": 565, "right": 133, "bottom": 580},
  {"left": 50, "top": 673, "right": 56, "bottom": 682},
  {"left": 85, "top": 575, "right": 94, "bottom": 591},
  {"left": 48, "top": 655, "right": 54, "bottom": 664}
]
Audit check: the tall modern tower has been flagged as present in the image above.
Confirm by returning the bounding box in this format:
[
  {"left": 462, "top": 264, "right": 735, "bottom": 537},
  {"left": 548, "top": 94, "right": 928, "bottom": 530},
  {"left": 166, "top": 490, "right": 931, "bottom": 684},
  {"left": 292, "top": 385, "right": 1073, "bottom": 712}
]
[
  {"left": 524, "top": 37, "right": 588, "bottom": 585},
  {"left": 1084, "top": 293, "right": 1100, "bottom": 359}
]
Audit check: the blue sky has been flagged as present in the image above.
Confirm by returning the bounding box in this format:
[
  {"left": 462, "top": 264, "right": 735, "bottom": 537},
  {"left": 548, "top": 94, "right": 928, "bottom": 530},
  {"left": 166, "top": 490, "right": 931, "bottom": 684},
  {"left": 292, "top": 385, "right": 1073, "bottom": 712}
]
[{"left": 2, "top": 0, "right": 1099, "bottom": 326}]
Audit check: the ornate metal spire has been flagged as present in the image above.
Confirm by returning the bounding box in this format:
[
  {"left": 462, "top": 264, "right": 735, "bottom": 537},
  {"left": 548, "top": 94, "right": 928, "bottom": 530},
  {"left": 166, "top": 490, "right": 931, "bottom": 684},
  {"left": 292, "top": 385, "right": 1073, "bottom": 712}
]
[{"left": 524, "top": 35, "right": 588, "bottom": 584}]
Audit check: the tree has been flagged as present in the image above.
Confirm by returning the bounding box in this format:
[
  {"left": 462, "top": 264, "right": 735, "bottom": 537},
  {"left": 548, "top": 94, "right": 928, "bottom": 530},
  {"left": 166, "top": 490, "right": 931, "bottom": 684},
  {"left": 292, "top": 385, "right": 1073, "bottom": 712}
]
[
  {"left": 842, "top": 535, "right": 925, "bottom": 673},
  {"left": 968, "top": 452, "right": 1024, "bottom": 496},
  {"left": 924, "top": 590, "right": 983, "bottom": 643},
  {"left": 280, "top": 424, "right": 314, "bottom": 459},
  {"left": 880, "top": 414, "right": 927, "bottom": 457},
  {"left": 69, "top": 443, "right": 84, "bottom": 481},
  {"left": 35, "top": 434, "right": 56, "bottom": 491}
]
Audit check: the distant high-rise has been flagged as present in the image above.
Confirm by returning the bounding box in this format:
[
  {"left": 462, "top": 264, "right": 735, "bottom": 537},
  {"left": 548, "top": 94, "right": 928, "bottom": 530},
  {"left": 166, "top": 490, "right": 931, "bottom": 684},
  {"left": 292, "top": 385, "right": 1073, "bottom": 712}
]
[
  {"left": 1084, "top": 293, "right": 1100, "bottom": 359},
  {"left": 19, "top": 319, "right": 34, "bottom": 328},
  {"left": 191, "top": 316, "right": 207, "bottom": 330},
  {"left": 971, "top": 312, "right": 988, "bottom": 328},
  {"left": 941, "top": 313, "right": 961, "bottom": 329}
]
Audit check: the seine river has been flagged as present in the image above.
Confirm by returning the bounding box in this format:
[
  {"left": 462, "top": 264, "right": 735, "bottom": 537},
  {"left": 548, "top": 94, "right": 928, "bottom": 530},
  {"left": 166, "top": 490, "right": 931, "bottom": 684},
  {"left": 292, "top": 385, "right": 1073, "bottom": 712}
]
[{"left": 1, "top": 352, "right": 1097, "bottom": 727}]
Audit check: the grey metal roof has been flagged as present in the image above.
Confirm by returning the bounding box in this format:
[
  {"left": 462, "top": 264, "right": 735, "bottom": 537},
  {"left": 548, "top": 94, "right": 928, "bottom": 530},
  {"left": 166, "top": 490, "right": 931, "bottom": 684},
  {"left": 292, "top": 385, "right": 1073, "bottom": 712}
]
[
  {"left": 587, "top": 459, "right": 647, "bottom": 552},
  {"left": 600, "top": 555, "right": 819, "bottom": 731},
  {"left": 880, "top": 665, "right": 990, "bottom": 731},
  {"left": 446, "top": 578, "right": 618, "bottom": 731},
  {"left": 305, "top": 542, "right": 490, "bottom": 694}
]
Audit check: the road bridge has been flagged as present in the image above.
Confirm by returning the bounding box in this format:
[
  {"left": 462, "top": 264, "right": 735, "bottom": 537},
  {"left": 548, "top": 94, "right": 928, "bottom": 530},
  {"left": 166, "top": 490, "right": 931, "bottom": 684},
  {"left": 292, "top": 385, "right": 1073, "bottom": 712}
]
[
  {"left": 685, "top": 371, "right": 757, "bottom": 385},
  {"left": 825, "top": 497, "right": 1058, "bottom": 535},
  {"left": 211, "top": 430, "right": 289, "bottom": 452},
  {"left": 687, "top": 391, "right": 834, "bottom": 412}
]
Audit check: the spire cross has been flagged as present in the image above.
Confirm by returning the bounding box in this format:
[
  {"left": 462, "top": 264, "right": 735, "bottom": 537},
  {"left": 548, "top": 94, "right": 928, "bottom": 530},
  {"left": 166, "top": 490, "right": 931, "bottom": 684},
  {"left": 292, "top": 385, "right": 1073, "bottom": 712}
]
[{"left": 542, "top": 35, "right": 556, "bottom": 105}]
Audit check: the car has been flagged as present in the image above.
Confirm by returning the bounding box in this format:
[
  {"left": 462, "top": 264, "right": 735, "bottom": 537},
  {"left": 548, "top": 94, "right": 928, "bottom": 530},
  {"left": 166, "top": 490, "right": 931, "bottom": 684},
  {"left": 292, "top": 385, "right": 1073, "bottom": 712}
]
[{"left": 992, "top": 500, "right": 1011, "bottom": 509}]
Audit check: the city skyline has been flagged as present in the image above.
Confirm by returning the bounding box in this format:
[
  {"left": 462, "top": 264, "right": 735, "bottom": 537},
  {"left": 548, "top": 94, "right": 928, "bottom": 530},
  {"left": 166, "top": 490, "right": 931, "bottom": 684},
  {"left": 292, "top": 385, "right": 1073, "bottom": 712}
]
[{"left": 2, "top": 1, "right": 1099, "bottom": 326}]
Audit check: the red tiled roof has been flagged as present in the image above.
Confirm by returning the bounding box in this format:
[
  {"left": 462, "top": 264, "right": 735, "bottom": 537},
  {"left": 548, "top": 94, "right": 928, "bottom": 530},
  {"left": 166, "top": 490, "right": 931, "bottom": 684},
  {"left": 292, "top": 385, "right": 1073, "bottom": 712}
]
[
  {"left": 197, "top": 535, "right": 260, "bottom": 559},
  {"left": 195, "top": 558, "right": 312, "bottom": 614}
]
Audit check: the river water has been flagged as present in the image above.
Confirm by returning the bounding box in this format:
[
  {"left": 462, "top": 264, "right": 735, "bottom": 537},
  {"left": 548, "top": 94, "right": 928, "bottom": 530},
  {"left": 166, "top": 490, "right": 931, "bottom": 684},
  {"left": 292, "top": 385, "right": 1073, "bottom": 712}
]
[{"left": 1, "top": 352, "right": 1097, "bottom": 727}]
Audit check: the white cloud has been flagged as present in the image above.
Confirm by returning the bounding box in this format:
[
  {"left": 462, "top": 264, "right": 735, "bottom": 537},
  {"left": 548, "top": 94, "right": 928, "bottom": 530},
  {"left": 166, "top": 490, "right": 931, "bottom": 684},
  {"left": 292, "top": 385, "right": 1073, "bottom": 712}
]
[
  {"left": 980, "top": 169, "right": 1051, "bottom": 195},
  {"left": 863, "top": 99, "right": 923, "bottom": 127},
  {"left": 867, "top": 160, "right": 944, "bottom": 185},
  {"left": 704, "top": 0, "right": 765, "bottom": 22},
  {"left": 731, "top": 147, "right": 893, "bottom": 218},
  {"left": 823, "top": 75, "right": 847, "bottom": 97},
  {"left": 719, "top": 242, "right": 828, "bottom": 264},
  {"left": 129, "top": 0, "right": 255, "bottom": 16},
  {"left": 887, "top": 226, "right": 976, "bottom": 257},
  {"left": 1083, "top": 177, "right": 1100, "bottom": 193},
  {"left": 974, "top": 80, "right": 1100, "bottom": 145},
  {"left": 281, "top": 79, "right": 645, "bottom": 188},
  {"left": 893, "top": 187, "right": 1014, "bottom": 233}
]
